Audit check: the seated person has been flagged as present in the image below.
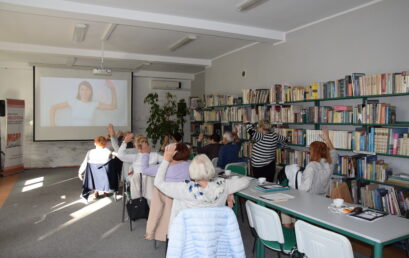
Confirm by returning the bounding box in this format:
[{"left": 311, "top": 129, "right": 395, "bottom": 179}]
[
  {"left": 116, "top": 133, "right": 162, "bottom": 201},
  {"left": 282, "top": 127, "right": 337, "bottom": 228},
  {"left": 139, "top": 142, "right": 191, "bottom": 241},
  {"left": 217, "top": 131, "right": 242, "bottom": 169},
  {"left": 196, "top": 133, "right": 222, "bottom": 160},
  {"left": 78, "top": 136, "right": 112, "bottom": 200},
  {"left": 155, "top": 144, "right": 251, "bottom": 231}
]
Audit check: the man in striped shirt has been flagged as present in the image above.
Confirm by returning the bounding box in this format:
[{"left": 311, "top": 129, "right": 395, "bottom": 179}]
[{"left": 244, "top": 119, "right": 288, "bottom": 182}]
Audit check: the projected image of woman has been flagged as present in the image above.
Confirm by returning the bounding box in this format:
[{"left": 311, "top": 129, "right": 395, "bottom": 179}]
[{"left": 49, "top": 80, "right": 117, "bottom": 126}]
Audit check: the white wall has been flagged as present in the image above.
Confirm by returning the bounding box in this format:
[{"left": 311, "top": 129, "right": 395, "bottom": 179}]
[
  {"left": 133, "top": 76, "right": 191, "bottom": 149},
  {"left": 0, "top": 63, "right": 93, "bottom": 168},
  {"left": 191, "top": 71, "right": 205, "bottom": 97},
  {"left": 204, "top": 0, "right": 409, "bottom": 174}
]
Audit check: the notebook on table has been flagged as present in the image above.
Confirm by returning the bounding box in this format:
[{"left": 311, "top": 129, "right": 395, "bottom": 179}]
[{"left": 255, "top": 183, "right": 290, "bottom": 192}]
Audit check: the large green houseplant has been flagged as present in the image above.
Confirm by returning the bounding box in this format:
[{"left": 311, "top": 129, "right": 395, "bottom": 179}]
[{"left": 144, "top": 92, "right": 188, "bottom": 147}]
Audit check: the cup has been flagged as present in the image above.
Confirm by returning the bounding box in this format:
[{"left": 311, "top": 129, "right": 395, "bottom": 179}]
[
  {"left": 224, "top": 170, "right": 232, "bottom": 176},
  {"left": 258, "top": 177, "right": 266, "bottom": 184},
  {"left": 333, "top": 198, "right": 344, "bottom": 208}
]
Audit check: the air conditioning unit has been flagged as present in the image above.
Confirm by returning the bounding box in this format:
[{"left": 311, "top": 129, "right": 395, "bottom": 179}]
[{"left": 151, "top": 80, "right": 182, "bottom": 90}]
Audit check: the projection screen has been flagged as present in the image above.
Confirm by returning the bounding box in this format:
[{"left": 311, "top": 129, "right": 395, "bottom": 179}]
[{"left": 34, "top": 67, "right": 132, "bottom": 141}]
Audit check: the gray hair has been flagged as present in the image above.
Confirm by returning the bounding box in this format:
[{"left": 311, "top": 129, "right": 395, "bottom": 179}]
[
  {"left": 257, "top": 119, "right": 271, "bottom": 131},
  {"left": 223, "top": 131, "right": 233, "bottom": 143},
  {"left": 189, "top": 154, "right": 216, "bottom": 181}
]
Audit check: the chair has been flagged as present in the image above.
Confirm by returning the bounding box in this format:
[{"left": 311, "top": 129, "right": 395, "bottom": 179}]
[
  {"left": 167, "top": 206, "right": 245, "bottom": 258},
  {"left": 246, "top": 200, "right": 296, "bottom": 257},
  {"left": 294, "top": 220, "right": 354, "bottom": 258},
  {"left": 225, "top": 162, "right": 247, "bottom": 176},
  {"left": 245, "top": 200, "right": 257, "bottom": 255},
  {"left": 226, "top": 162, "right": 247, "bottom": 222},
  {"left": 81, "top": 162, "right": 112, "bottom": 200},
  {"left": 211, "top": 157, "right": 218, "bottom": 168}
]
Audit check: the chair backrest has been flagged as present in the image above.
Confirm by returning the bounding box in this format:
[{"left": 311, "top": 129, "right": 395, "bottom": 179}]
[
  {"left": 245, "top": 200, "right": 254, "bottom": 228},
  {"left": 212, "top": 157, "right": 218, "bottom": 168},
  {"left": 225, "top": 162, "right": 247, "bottom": 175},
  {"left": 246, "top": 200, "right": 284, "bottom": 244},
  {"left": 294, "top": 220, "right": 354, "bottom": 258},
  {"left": 167, "top": 206, "right": 245, "bottom": 258},
  {"left": 189, "top": 152, "right": 195, "bottom": 160}
]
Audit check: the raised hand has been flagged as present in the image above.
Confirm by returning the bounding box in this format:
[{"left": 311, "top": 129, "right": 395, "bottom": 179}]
[
  {"left": 164, "top": 144, "right": 177, "bottom": 162},
  {"left": 107, "top": 123, "right": 115, "bottom": 137},
  {"left": 198, "top": 133, "right": 204, "bottom": 142},
  {"left": 124, "top": 132, "right": 134, "bottom": 143}
]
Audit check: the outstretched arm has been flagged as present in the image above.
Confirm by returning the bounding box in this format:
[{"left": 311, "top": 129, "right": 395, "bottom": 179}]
[
  {"left": 320, "top": 126, "right": 334, "bottom": 150},
  {"left": 98, "top": 80, "right": 117, "bottom": 110},
  {"left": 49, "top": 102, "right": 69, "bottom": 126}
]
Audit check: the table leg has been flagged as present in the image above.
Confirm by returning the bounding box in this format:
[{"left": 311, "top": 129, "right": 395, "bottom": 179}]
[
  {"left": 373, "top": 243, "right": 383, "bottom": 258},
  {"left": 256, "top": 238, "right": 265, "bottom": 258},
  {"left": 233, "top": 195, "right": 239, "bottom": 215}
]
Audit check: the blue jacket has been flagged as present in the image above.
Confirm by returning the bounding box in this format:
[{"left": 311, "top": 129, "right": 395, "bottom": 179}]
[
  {"left": 167, "top": 207, "right": 245, "bottom": 258},
  {"left": 217, "top": 142, "right": 242, "bottom": 169}
]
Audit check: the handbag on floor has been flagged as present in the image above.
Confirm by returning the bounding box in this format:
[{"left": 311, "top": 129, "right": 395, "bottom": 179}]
[{"left": 126, "top": 173, "right": 149, "bottom": 221}]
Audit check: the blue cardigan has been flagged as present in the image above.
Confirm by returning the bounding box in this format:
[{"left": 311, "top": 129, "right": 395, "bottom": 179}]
[{"left": 217, "top": 142, "right": 242, "bottom": 169}]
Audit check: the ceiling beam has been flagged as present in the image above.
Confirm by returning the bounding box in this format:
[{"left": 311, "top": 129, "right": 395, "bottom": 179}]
[
  {"left": 0, "top": 0, "right": 285, "bottom": 42},
  {"left": 0, "top": 41, "right": 211, "bottom": 66}
]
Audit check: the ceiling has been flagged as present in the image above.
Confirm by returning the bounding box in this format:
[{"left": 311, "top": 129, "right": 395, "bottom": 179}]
[{"left": 0, "top": 0, "right": 377, "bottom": 75}]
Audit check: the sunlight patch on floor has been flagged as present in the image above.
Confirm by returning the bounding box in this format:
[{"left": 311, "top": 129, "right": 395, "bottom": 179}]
[{"left": 38, "top": 197, "right": 113, "bottom": 241}]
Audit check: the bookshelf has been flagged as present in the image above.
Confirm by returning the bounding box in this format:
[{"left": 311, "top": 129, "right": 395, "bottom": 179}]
[{"left": 190, "top": 71, "right": 409, "bottom": 218}]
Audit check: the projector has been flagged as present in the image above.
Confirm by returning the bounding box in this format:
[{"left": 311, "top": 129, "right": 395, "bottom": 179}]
[{"left": 92, "top": 68, "right": 112, "bottom": 76}]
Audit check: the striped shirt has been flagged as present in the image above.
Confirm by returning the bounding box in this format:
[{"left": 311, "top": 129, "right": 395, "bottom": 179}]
[{"left": 246, "top": 123, "right": 287, "bottom": 167}]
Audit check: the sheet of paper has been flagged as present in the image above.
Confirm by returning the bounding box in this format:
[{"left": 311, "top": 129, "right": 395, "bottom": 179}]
[{"left": 259, "top": 193, "right": 295, "bottom": 201}]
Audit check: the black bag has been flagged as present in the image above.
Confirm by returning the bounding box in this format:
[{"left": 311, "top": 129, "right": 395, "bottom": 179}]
[{"left": 126, "top": 173, "right": 149, "bottom": 221}]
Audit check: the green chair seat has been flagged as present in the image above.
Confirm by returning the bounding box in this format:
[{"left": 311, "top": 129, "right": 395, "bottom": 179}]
[
  {"left": 261, "top": 226, "right": 296, "bottom": 253},
  {"left": 225, "top": 164, "right": 247, "bottom": 175}
]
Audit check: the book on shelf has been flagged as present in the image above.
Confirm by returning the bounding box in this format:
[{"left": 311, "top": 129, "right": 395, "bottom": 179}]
[
  {"left": 276, "top": 149, "right": 310, "bottom": 168},
  {"left": 190, "top": 97, "right": 204, "bottom": 109},
  {"left": 359, "top": 183, "right": 409, "bottom": 217},
  {"left": 232, "top": 123, "right": 250, "bottom": 140},
  {"left": 276, "top": 128, "right": 305, "bottom": 145},
  {"left": 356, "top": 155, "right": 391, "bottom": 182},
  {"left": 191, "top": 110, "right": 203, "bottom": 121},
  {"left": 204, "top": 94, "right": 241, "bottom": 107},
  {"left": 240, "top": 141, "right": 253, "bottom": 158},
  {"left": 336, "top": 154, "right": 365, "bottom": 178},
  {"left": 352, "top": 127, "right": 409, "bottom": 155},
  {"left": 199, "top": 123, "right": 222, "bottom": 136},
  {"left": 270, "top": 105, "right": 305, "bottom": 123},
  {"left": 270, "top": 84, "right": 304, "bottom": 103},
  {"left": 387, "top": 174, "right": 409, "bottom": 187},
  {"left": 242, "top": 89, "right": 269, "bottom": 104},
  {"left": 306, "top": 129, "right": 351, "bottom": 149},
  {"left": 204, "top": 110, "right": 221, "bottom": 122}
]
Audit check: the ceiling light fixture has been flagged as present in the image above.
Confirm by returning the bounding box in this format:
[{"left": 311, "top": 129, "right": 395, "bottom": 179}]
[
  {"left": 72, "top": 23, "right": 88, "bottom": 43},
  {"left": 101, "top": 23, "right": 117, "bottom": 41},
  {"left": 237, "top": 0, "right": 265, "bottom": 12},
  {"left": 169, "top": 35, "right": 197, "bottom": 52}
]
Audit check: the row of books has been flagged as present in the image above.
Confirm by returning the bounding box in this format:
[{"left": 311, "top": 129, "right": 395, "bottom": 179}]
[
  {"left": 352, "top": 127, "right": 409, "bottom": 155},
  {"left": 276, "top": 149, "right": 310, "bottom": 168},
  {"left": 270, "top": 105, "right": 305, "bottom": 123},
  {"left": 276, "top": 128, "right": 305, "bottom": 145},
  {"left": 270, "top": 85, "right": 305, "bottom": 103},
  {"left": 191, "top": 110, "right": 203, "bottom": 121},
  {"left": 359, "top": 184, "right": 409, "bottom": 217},
  {"left": 240, "top": 141, "right": 253, "bottom": 158},
  {"left": 305, "top": 129, "right": 352, "bottom": 150},
  {"left": 242, "top": 89, "right": 269, "bottom": 104},
  {"left": 352, "top": 101, "right": 396, "bottom": 125},
  {"left": 232, "top": 123, "right": 250, "bottom": 140},
  {"left": 356, "top": 155, "right": 390, "bottom": 182},
  {"left": 204, "top": 94, "right": 241, "bottom": 107}
]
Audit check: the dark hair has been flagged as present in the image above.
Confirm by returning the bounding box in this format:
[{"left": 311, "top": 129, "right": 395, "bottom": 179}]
[
  {"left": 76, "top": 81, "right": 93, "bottom": 101},
  {"left": 210, "top": 134, "right": 221, "bottom": 143},
  {"left": 173, "top": 143, "right": 190, "bottom": 161},
  {"left": 309, "top": 141, "right": 332, "bottom": 164},
  {"left": 171, "top": 132, "right": 183, "bottom": 143}
]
